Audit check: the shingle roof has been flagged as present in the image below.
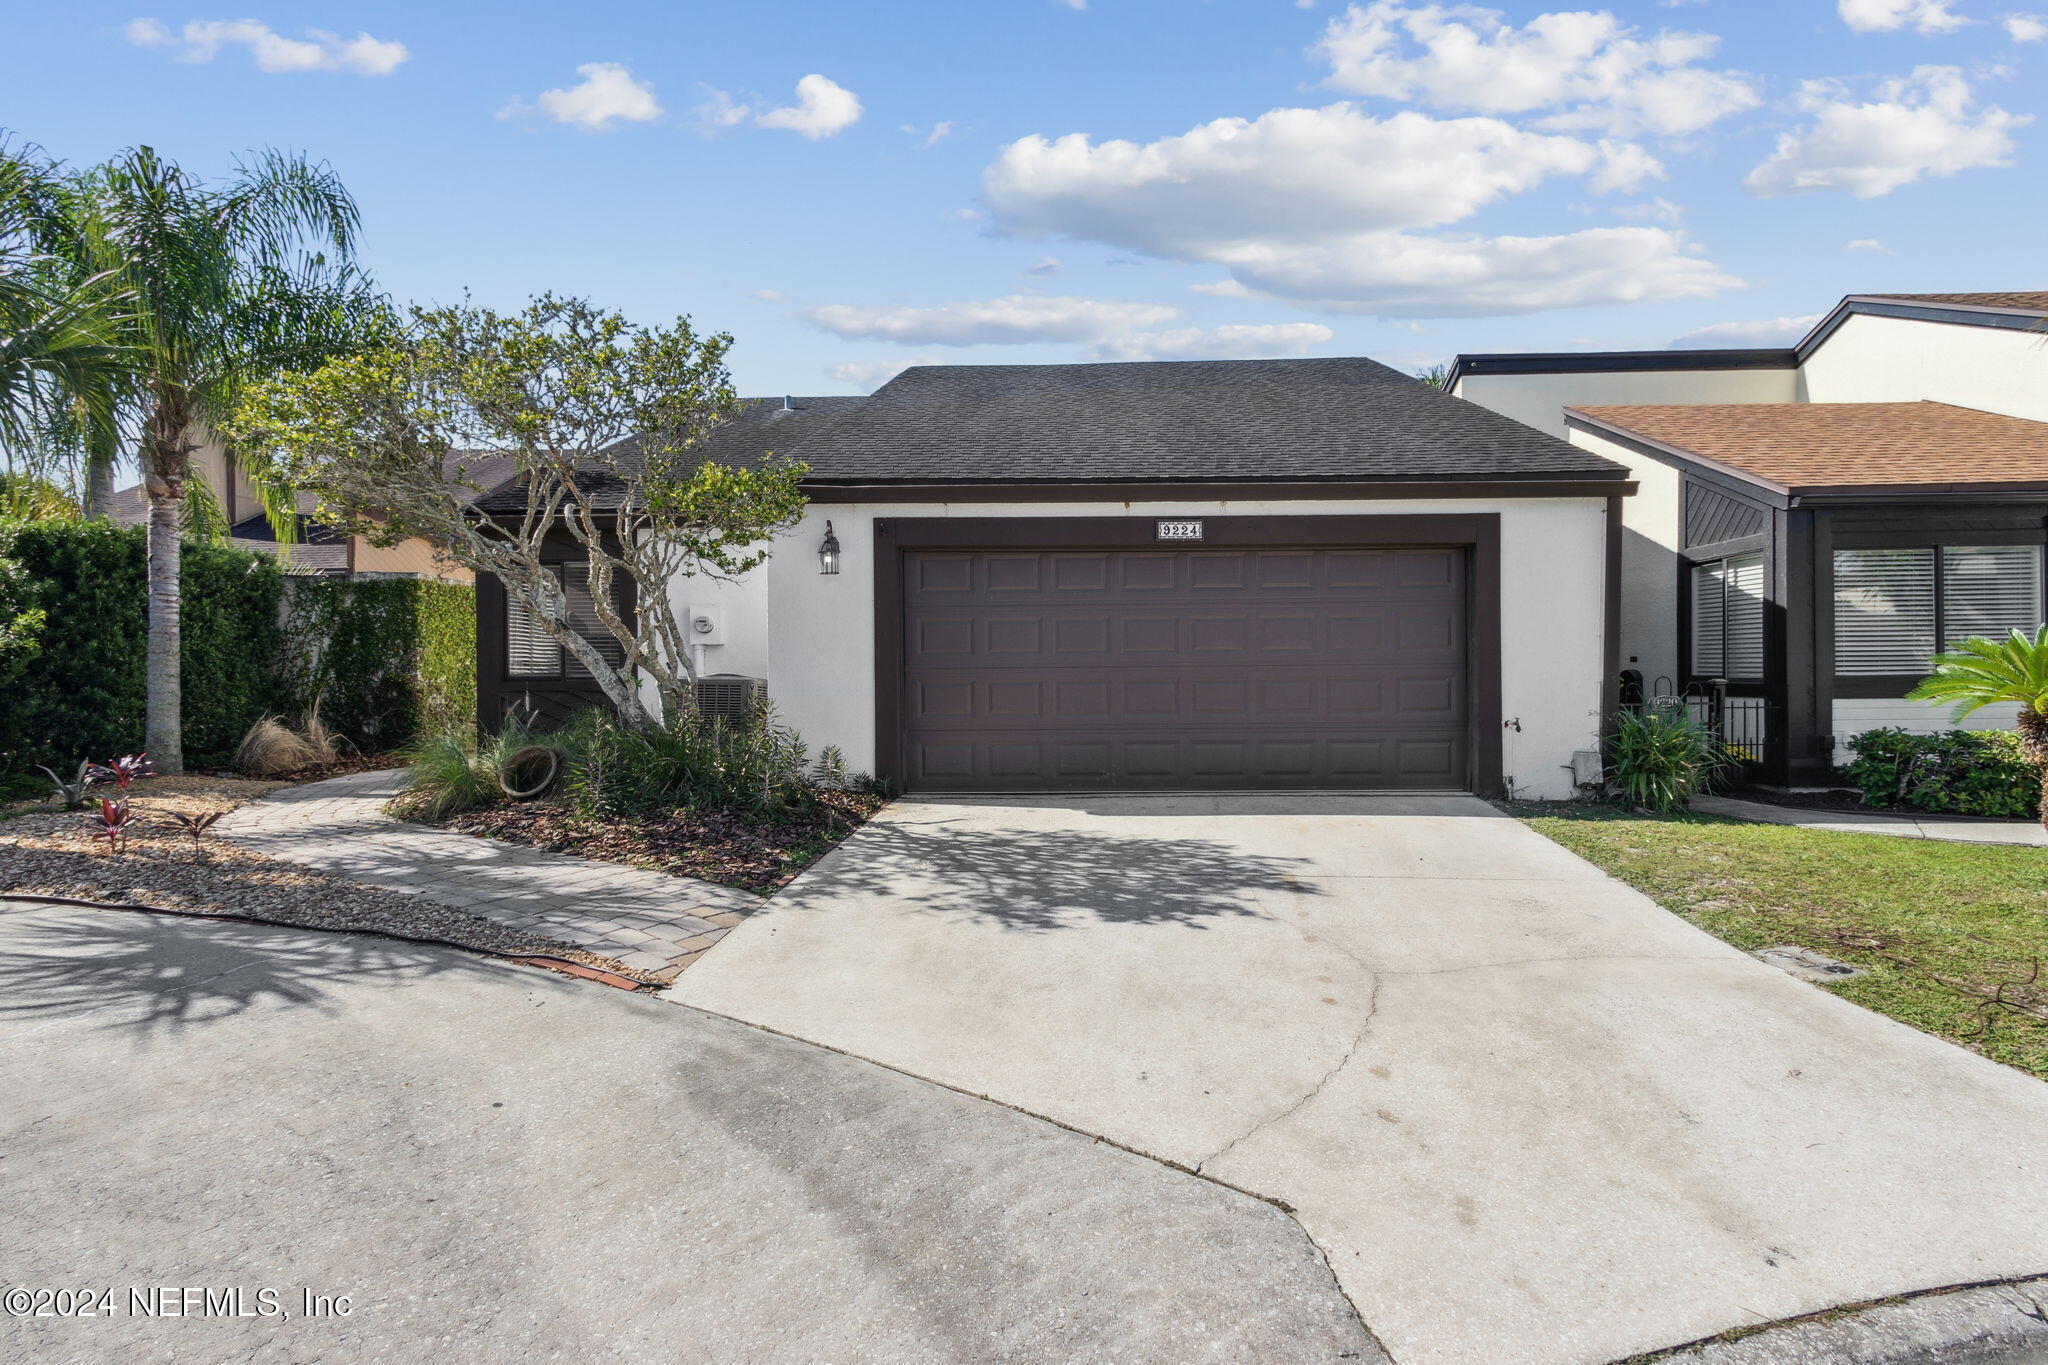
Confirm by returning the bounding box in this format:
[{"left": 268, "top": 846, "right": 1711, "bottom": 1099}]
[
  {"left": 792, "top": 358, "right": 1619, "bottom": 484},
  {"left": 1569, "top": 401, "right": 2048, "bottom": 494},
  {"left": 1864, "top": 292, "right": 2048, "bottom": 313}
]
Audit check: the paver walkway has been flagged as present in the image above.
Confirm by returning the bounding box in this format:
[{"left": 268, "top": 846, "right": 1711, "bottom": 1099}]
[
  {"left": 217, "top": 768, "right": 760, "bottom": 976},
  {"left": 1693, "top": 793, "right": 2048, "bottom": 845}
]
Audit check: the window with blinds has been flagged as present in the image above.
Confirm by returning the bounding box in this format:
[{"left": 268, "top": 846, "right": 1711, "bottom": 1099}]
[
  {"left": 505, "top": 565, "right": 629, "bottom": 680},
  {"left": 1833, "top": 545, "right": 2044, "bottom": 676},
  {"left": 1690, "top": 553, "right": 1765, "bottom": 680}
]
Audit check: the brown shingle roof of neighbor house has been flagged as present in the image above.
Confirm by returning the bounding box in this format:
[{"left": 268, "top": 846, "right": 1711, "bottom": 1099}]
[
  {"left": 1568, "top": 401, "right": 2048, "bottom": 495},
  {"left": 1864, "top": 292, "right": 2048, "bottom": 313}
]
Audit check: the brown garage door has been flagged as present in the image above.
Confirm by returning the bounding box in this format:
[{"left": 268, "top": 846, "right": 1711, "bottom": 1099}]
[{"left": 899, "top": 545, "right": 1468, "bottom": 792}]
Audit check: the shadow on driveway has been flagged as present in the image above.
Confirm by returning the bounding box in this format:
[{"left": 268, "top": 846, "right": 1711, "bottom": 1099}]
[
  {"left": 793, "top": 809, "right": 1325, "bottom": 932},
  {"left": 0, "top": 908, "right": 521, "bottom": 1042}
]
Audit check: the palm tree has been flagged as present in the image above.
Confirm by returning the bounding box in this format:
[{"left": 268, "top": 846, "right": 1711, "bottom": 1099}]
[
  {"left": 1908, "top": 627, "right": 2048, "bottom": 829},
  {"left": 0, "top": 142, "right": 132, "bottom": 470},
  {"left": 61, "top": 146, "right": 366, "bottom": 772}
]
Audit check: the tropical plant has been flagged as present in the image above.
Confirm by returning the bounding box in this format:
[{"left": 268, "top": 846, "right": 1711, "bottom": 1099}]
[
  {"left": 1605, "top": 704, "right": 1730, "bottom": 815},
  {"left": 1908, "top": 627, "right": 2048, "bottom": 829},
  {"left": 227, "top": 295, "right": 806, "bottom": 730},
  {"left": 1842, "top": 727, "right": 2036, "bottom": 819},
  {"left": 1414, "top": 363, "right": 1452, "bottom": 391},
  {"left": 164, "top": 807, "right": 224, "bottom": 856},
  {"left": 36, "top": 758, "right": 95, "bottom": 808},
  {"left": 0, "top": 141, "right": 134, "bottom": 464},
  {"left": 51, "top": 144, "right": 379, "bottom": 772},
  {"left": 87, "top": 794, "right": 138, "bottom": 853},
  {"left": 390, "top": 707, "right": 554, "bottom": 820}
]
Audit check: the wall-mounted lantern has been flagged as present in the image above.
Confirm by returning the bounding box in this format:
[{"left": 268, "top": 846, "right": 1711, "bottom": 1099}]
[{"left": 818, "top": 520, "right": 842, "bottom": 575}]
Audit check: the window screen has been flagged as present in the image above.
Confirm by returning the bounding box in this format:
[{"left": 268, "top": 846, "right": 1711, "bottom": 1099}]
[
  {"left": 505, "top": 565, "right": 629, "bottom": 679},
  {"left": 1690, "top": 553, "right": 1765, "bottom": 680},
  {"left": 1942, "top": 545, "right": 2044, "bottom": 647},
  {"left": 1833, "top": 545, "right": 2043, "bottom": 676}
]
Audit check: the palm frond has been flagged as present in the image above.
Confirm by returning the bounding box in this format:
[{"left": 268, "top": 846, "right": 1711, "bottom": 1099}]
[{"left": 1908, "top": 628, "right": 2048, "bottom": 720}]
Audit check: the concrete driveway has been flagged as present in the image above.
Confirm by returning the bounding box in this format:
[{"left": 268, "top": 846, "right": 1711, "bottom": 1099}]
[
  {"left": 0, "top": 902, "right": 1374, "bottom": 1364},
  {"left": 672, "top": 795, "right": 2048, "bottom": 1365}
]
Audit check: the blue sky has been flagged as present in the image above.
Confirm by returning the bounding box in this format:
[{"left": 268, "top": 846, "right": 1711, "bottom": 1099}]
[{"left": 9, "top": 1, "right": 2043, "bottom": 393}]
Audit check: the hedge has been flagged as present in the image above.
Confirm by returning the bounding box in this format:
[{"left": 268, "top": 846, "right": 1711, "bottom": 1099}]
[
  {"left": 0, "top": 518, "right": 282, "bottom": 776},
  {"left": 0, "top": 517, "right": 476, "bottom": 785},
  {"left": 1841, "top": 726, "right": 2039, "bottom": 819},
  {"left": 277, "top": 576, "right": 476, "bottom": 752}
]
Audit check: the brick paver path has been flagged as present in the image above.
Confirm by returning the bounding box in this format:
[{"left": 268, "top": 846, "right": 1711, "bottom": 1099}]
[{"left": 217, "top": 768, "right": 763, "bottom": 977}]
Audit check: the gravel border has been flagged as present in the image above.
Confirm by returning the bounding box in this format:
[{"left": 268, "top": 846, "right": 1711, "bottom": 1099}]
[{"left": 0, "top": 801, "right": 664, "bottom": 985}]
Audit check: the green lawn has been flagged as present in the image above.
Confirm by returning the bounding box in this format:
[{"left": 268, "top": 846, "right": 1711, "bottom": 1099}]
[{"left": 1513, "top": 805, "right": 2048, "bottom": 1081}]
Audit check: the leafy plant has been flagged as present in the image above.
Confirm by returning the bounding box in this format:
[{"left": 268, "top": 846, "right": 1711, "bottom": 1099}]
[
  {"left": 87, "top": 795, "right": 138, "bottom": 853},
  {"left": 1605, "top": 705, "right": 1730, "bottom": 815},
  {"left": 93, "top": 752, "right": 154, "bottom": 790},
  {"left": 36, "top": 758, "right": 95, "bottom": 808},
  {"left": 1909, "top": 628, "right": 2048, "bottom": 829},
  {"left": 1842, "top": 727, "right": 2037, "bottom": 819},
  {"left": 390, "top": 707, "right": 552, "bottom": 819},
  {"left": 164, "top": 807, "right": 224, "bottom": 858},
  {"left": 566, "top": 700, "right": 824, "bottom": 820}
]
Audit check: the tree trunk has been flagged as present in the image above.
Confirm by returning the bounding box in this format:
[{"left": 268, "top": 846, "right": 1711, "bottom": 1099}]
[
  {"left": 2019, "top": 708, "right": 2048, "bottom": 832},
  {"left": 84, "top": 453, "right": 116, "bottom": 520},
  {"left": 144, "top": 471, "right": 183, "bottom": 773}
]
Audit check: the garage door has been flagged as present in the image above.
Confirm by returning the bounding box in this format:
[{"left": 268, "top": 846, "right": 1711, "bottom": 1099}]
[{"left": 899, "top": 546, "right": 1469, "bottom": 792}]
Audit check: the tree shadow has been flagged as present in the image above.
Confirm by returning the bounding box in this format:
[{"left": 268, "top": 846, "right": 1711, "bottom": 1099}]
[
  {"left": 0, "top": 907, "right": 526, "bottom": 1043},
  {"left": 786, "top": 812, "right": 1325, "bottom": 932}
]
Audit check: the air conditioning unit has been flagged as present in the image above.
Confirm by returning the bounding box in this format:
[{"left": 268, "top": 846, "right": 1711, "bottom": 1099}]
[{"left": 694, "top": 673, "right": 767, "bottom": 721}]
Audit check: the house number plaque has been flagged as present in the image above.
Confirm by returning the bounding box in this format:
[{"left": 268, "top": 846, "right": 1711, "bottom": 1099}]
[{"left": 1155, "top": 519, "right": 1205, "bottom": 542}]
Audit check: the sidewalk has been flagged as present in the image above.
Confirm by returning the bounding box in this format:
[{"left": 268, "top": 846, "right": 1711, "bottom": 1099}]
[
  {"left": 1692, "top": 794, "right": 2048, "bottom": 846},
  {"left": 216, "top": 768, "right": 762, "bottom": 977}
]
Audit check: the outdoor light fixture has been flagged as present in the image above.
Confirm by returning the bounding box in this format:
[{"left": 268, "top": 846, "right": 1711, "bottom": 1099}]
[{"left": 818, "top": 521, "right": 841, "bottom": 575}]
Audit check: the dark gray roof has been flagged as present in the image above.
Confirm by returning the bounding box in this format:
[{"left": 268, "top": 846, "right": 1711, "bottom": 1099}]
[{"left": 474, "top": 358, "right": 1621, "bottom": 513}]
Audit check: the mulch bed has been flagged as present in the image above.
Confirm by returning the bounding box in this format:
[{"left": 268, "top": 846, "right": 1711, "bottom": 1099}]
[
  {"left": 427, "top": 789, "right": 888, "bottom": 894},
  {"left": 0, "top": 773, "right": 662, "bottom": 985}
]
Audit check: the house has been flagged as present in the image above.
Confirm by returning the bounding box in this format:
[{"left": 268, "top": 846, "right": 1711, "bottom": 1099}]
[
  {"left": 1449, "top": 292, "right": 2048, "bottom": 786},
  {"left": 476, "top": 358, "right": 1633, "bottom": 799},
  {"left": 110, "top": 435, "right": 508, "bottom": 580}
]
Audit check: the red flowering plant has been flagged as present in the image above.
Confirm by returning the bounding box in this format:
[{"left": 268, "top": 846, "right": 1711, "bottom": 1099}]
[
  {"left": 91, "top": 753, "right": 156, "bottom": 791},
  {"left": 88, "top": 797, "right": 140, "bottom": 854}
]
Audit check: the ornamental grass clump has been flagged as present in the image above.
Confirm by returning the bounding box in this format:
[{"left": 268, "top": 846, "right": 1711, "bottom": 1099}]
[
  {"left": 1605, "top": 705, "right": 1730, "bottom": 815},
  {"left": 390, "top": 706, "right": 559, "bottom": 819}
]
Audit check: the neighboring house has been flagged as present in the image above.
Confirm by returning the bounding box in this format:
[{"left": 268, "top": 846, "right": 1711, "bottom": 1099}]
[
  {"left": 110, "top": 436, "right": 510, "bottom": 580},
  {"left": 1450, "top": 292, "right": 2048, "bottom": 786},
  {"left": 476, "top": 359, "right": 1633, "bottom": 799}
]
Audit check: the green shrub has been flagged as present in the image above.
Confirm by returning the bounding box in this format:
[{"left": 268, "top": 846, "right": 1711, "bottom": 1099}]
[
  {"left": 1842, "top": 727, "right": 2037, "bottom": 818},
  {"left": 390, "top": 706, "right": 553, "bottom": 819},
  {"left": 0, "top": 518, "right": 281, "bottom": 775},
  {"left": 278, "top": 576, "right": 476, "bottom": 752},
  {"left": 1606, "top": 705, "right": 1731, "bottom": 814}
]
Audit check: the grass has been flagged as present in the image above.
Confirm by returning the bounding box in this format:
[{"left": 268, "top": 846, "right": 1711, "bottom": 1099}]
[{"left": 1510, "top": 802, "right": 2048, "bottom": 1081}]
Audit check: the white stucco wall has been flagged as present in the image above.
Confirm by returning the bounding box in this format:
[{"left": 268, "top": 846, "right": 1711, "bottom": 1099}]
[
  {"left": 1798, "top": 313, "right": 2048, "bottom": 419},
  {"left": 1451, "top": 366, "right": 1797, "bottom": 438},
  {"left": 1568, "top": 428, "right": 1682, "bottom": 692},
  {"left": 1832, "top": 698, "right": 2021, "bottom": 764},
  {"left": 758, "top": 497, "right": 1613, "bottom": 800}
]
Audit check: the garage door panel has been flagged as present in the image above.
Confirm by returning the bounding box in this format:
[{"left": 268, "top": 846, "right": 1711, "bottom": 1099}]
[{"left": 902, "top": 547, "right": 1468, "bottom": 792}]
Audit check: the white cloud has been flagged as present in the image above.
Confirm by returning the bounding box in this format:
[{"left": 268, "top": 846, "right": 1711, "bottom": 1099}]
[
  {"left": 510, "top": 62, "right": 661, "bottom": 129},
  {"left": 1846, "top": 237, "right": 1892, "bottom": 252},
  {"left": 1211, "top": 226, "right": 1738, "bottom": 318},
  {"left": 985, "top": 104, "right": 1599, "bottom": 253},
  {"left": 1058, "top": 0, "right": 1088, "bottom": 9},
  {"left": 2007, "top": 13, "right": 2048, "bottom": 40},
  {"left": 1614, "top": 195, "right": 1684, "bottom": 223},
  {"left": 901, "top": 120, "right": 954, "bottom": 147},
  {"left": 805, "top": 295, "right": 1180, "bottom": 346},
  {"left": 124, "top": 17, "right": 407, "bottom": 74},
  {"left": 1669, "top": 313, "right": 1825, "bottom": 348},
  {"left": 1745, "top": 67, "right": 2026, "bottom": 198},
  {"left": 757, "top": 74, "right": 863, "bottom": 139},
  {"left": 1026, "top": 256, "right": 1062, "bottom": 276},
  {"left": 1092, "top": 323, "right": 1335, "bottom": 361},
  {"left": 698, "top": 74, "right": 863, "bottom": 140},
  {"left": 828, "top": 357, "right": 935, "bottom": 391},
  {"left": 1838, "top": 0, "right": 1971, "bottom": 34},
  {"left": 1191, "top": 279, "right": 1254, "bottom": 297},
  {"left": 1591, "top": 140, "right": 1665, "bottom": 193},
  {"left": 981, "top": 101, "right": 1738, "bottom": 317},
  {"left": 746, "top": 288, "right": 784, "bottom": 300},
  {"left": 1314, "top": 2, "right": 1758, "bottom": 136}
]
